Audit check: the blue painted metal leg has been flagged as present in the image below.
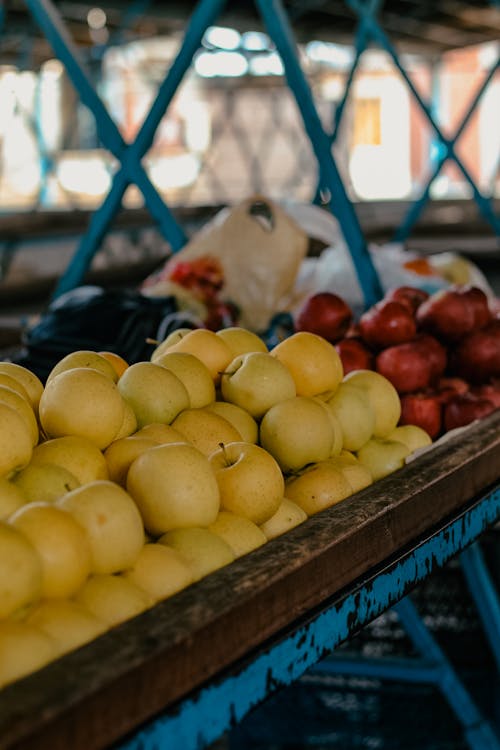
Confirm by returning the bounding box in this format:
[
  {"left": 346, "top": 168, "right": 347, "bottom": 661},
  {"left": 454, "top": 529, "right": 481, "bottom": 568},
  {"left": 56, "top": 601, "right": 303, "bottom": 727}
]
[
  {"left": 460, "top": 541, "right": 500, "bottom": 674},
  {"left": 395, "top": 596, "right": 500, "bottom": 750},
  {"left": 256, "top": 0, "right": 383, "bottom": 309},
  {"left": 117, "top": 485, "right": 500, "bottom": 750}
]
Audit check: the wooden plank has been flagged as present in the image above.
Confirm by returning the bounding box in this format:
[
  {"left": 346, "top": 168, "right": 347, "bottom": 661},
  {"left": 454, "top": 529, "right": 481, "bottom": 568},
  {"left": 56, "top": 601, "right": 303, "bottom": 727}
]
[{"left": 1, "top": 410, "right": 499, "bottom": 750}]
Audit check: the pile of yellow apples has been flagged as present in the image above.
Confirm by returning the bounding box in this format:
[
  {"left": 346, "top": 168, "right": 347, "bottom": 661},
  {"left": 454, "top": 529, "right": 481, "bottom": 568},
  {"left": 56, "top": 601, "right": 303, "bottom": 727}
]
[{"left": 0, "top": 327, "right": 432, "bottom": 689}]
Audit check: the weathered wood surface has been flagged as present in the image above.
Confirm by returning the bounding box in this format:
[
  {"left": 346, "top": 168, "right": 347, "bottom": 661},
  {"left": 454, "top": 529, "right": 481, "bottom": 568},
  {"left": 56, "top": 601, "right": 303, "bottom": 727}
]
[{"left": 1, "top": 410, "right": 500, "bottom": 750}]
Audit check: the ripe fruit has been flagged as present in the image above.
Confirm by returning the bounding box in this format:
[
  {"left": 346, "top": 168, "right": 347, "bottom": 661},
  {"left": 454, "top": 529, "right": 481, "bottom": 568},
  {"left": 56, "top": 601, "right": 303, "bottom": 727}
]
[
  {"left": 356, "top": 438, "right": 410, "bottom": 481},
  {"left": 27, "top": 600, "right": 107, "bottom": 656},
  {"left": 126, "top": 443, "right": 220, "bottom": 535},
  {"left": 375, "top": 342, "right": 434, "bottom": 394},
  {"left": 0, "top": 386, "right": 39, "bottom": 447},
  {"left": 47, "top": 350, "right": 118, "bottom": 383},
  {"left": 98, "top": 351, "right": 129, "bottom": 378},
  {"left": 412, "top": 335, "right": 447, "bottom": 382},
  {"left": 384, "top": 286, "right": 429, "bottom": 314},
  {"left": 285, "top": 462, "right": 353, "bottom": 516},
  {"left": 260, "top": 396, "right": 335, "bottom": 472},
  {"left": 359, "top": 300, "right": 416, "bottom": 349},
  {"left": 0, "top": 402, "right": 33, "bottom": 477},
  {"left": 11, "top": 463, "right": 80, "bottom": 504},
  {"left": 0, "top": 478, "right": 26, "bottom": 520},
  {"left": 154, "top": 351, "right": 216, "bottom": 408},
  {"left": 117, "top": 362, "right": 189, "bottom": 429},
  {"left": 39, "top": 368, "right": 125, "bottom": 450},
  {"left": 159, "top": 528, "right": 235, "bottom": 582},
  {"left": 135, "top": 422, "right": 186, "bottom": 445},
  {"left": 9, "top": 503, "right": 91, "bottom": 599},
  {"left": 0, "top": 372, "right": 31, "bottom": 402},
  {"left": 75, "top": 574, "right": 154, "bottom": 626},
  {"left": 208, "top": 511, "right": 267, "bottom": 557},
  {"left": 450, "top": 321, "right": 500, "bottom": 384},
  {"left": 0, "top": 621, "right": 57, "bottom": 689},
  {"left": 0, "top": 362, "right": 44, "bottom": 410},
  {"left": 343, "top": 370, "right": 401, "bottom": 437},
  {"left": 294, "top": 292, "right": 353, "bottom": 342},
  {"left": 113, "top": 401, "right": 138, "bottom": 440},
  {"left": 399, "top": 392, "right": 442, "bottom": 439},
  {"left": 159, "top": 328, "right": 233, "bottom": 383},
  {"left": 215, "top": 327, "right": 268, "bottom": 357},
  {"left": 221, "top": 352, "right": 296, "bottom": 419},
  {"left": 335, "top": 338, "right": 374, "bottom": 375},
  {"left": 172, "top": 408, "right": 242, "bottom": 456},
  {"left": 58, "top": 481, "right": 144, "bottom": 574},
  {"left": 205, "top": 401, "right": 259, "bottom": 444},
  {"left": 271, "top": 332, "right": 343, "bottom": 397},
  {"left": 209, "top": 442, "right": 284, "bottom": 525},
  {"left": 460, "top": 286, "right": 491, "bottom": 329},
  {"left": 123, "top": 543, "right": 193, "bottom": 601},
  {"left": 443, "top": 392, "right": 497, "bottom": 431},
  {"left": 324, "top": 455, "right": 373, "bottom": 493},
  {"left": 259, "top": 498, "right": 307, "bottom": 540},
  {"left": 104, "top": 436, "right": 160, "bottom": 486},
  {"left": 326, "top": 383, "right": 376, "bottom": 451},
  {"left": 30, "top": 435, "right": 109, "bottom": 484},
  {"left": 0, "top": 522, "right": 42, "bottom": 618},
  {"left": 386, "top": 425, "right": 432, "bottom": 453},
  {"left": 416, "top": 287, "right": 475, "bottom": 341}
]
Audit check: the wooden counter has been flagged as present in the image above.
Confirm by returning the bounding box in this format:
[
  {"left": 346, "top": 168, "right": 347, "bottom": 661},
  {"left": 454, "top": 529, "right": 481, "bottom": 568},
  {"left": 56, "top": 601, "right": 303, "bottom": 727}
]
[{"left": 1, "top": 410, "right": 499, "bottom": 750}]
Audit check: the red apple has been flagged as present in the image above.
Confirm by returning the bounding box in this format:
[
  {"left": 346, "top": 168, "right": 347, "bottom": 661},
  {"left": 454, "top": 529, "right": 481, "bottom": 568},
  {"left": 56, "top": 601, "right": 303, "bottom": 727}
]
[
  {"left": 450, "top": 320, "right": 500, "bottom": 384},
  {"left": 435, "top": 377, "right": 470, "bottom": 405},
  {"left": 385, "top": 286, "right": 430, "bottom": 314},
  {"left": 471, "top": 381, "right": 500, "bottom": 409},
  {"left": 412, "top": 334, "right": 447, "bottom": 382},
  {"left": 375, "top": 342, "right": 433, "bottom": 394},
  {"left": 359, "top": 300, "right": 417, "bottom": 350},
  {"left": 335, "top": 338, "right": 374, "bottom": 375},
  {"left": 295, "top": 292, "right": 353, "bottom": 342},
  {"left": 400, "top": 392, "right": 442, "bottom": 439},
  {"left": 416, "top": 285, "right": 491, "bottom": 342},
  {"left": 443, "top": 392, "right": 497, "bottom": 431}
]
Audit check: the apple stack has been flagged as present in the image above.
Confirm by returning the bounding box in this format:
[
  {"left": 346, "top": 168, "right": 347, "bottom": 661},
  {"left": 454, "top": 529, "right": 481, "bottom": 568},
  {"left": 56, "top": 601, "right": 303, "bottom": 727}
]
[
  {"left": 0, "top": 329, "right": 432, "bottom": 689},
  {"left": 295, "top": 285, "right": 500, "bottom": 439}
]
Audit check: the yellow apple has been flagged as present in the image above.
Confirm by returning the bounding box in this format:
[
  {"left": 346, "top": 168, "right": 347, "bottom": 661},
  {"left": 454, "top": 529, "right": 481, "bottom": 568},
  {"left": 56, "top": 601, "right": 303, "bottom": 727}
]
[
  {"left": 30, "top": 435, "right": 109, "bottom": 484},
  {"left": 215, "top": 327, "right": 268, "bottom": 357},
  {"left": 0, "top": 521, "right": 42, "bottom": 618},
  {"left": 387, "top": 425, "right": 432, "bottom": 453},
  {"left": 126, "top": 443, "right": 220, "bottom": 535},
  {"left": 47, "top": 350, "right": 118, "bottom": 383},
  {"left": 208, "top": 511, "right": 267, "bottom": 557},
  {"left": 98, "top": 351, "right": 129, "bottom": 378},
  {"left": 75, "top": 574, "right": 154, "bottom": 626},
  {"left": 208, "top": 441, "right": 284, "bottom": 525},
  {"left": 122, "top": 543, "right": 193, "bottom": 601},
  {"left": 0, "top": 372, "right": 31, "bottom": 402},
  {"left": 113, "top": 401, "right": 138, "bottom": 440},
  {"left": 104, "top": 436, "right": 159, "bottom": 486},
  {"left": 312, "top": 397, "right": 343, "bottom": 457},
  {"left": 160, "top": 328, "right": 233, "bottom": 383},
  {"left": 356, "top": 437, "right": 410, "bottom": 481},
  {"left": 154, "top": 351, "right": 216, "bottom": 408},
  {"left": 0, "top": 621, "right": 57, "bottom": 689},
  {"left": 9, "top": 502, "right": 91, "bottom": 599},
  {"left": 260, "top": 498, "right": 308, "bottom": 540},
  {"left": 271, "top": 332, "right": 343, "bottom": 397},
  {"left": 0, "top": 402, "right": 33, "bottom": 477},
  {"left": 0, "top": 477, "right": 26, "bottom": 520},
  {"left": 0, "top": 385, "right": 39, "bottom": 447},
  {"left": 172, "top": 408, "right": 242, "bottom": 456},
  {"left": 134, "top": 422, "right": 187, "bottom": 445},
  {"left": 117, "top": 361, "right": 189, "bottom": 429},
  {"left": 150, "top": 328, "right": 195, "bottom": 360},
  {"left": 324, "top": 455, "right": 373, "bottom": 493},
  {"left": 259, "top": 396, "right": 335, "bottom": 472},
  {"left": 0, "top": 362, "right": 44, "bottom": 410},
  {"left": 11, "top": 462, "right": 80, "bottom": 504},
  {"left": 285, "top": 462, "right": 353, "bottom": 516},
  {"left": 58, "top": 480, "right": 144, "bottom": 574},
  {"left": 39, "top": 368, "right": 125, "bottom": 450},
  {"left": 205, "top": 401, "right": 258, "bottom": 444},
  {"left": 27, "top": 600, "right": 107, "bottom": 656},
  {"left": 220, "top": 352, "right": 296, "bottom": 419},
  {"left": 326, "top": 383, "right": 376, "bottom": 452},
  {"left": 159, "top": 527, "right": 235, "bottom": 582},
  {"left": 343, "top": 370, "right": 401, "bottom": 438}
]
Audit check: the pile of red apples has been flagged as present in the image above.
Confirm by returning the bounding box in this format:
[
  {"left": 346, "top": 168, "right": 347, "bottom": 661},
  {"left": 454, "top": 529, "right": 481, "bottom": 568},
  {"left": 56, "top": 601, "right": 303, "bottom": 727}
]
[{"left": 294, "top": 286, "right": 500, "bottom": 438}]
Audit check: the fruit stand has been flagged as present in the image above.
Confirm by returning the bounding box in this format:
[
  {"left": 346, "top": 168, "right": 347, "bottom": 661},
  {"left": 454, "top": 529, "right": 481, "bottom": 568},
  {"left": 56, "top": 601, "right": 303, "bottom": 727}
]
[{"left": 1, "top": 410, "right": 499, "bottom": 750}]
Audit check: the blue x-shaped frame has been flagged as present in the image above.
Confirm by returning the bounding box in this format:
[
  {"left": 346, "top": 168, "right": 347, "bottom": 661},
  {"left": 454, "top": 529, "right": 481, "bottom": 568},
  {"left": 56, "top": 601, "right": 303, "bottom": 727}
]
[
  {"left": 25, "top": 0, "right": 384, "bottom": 308},
  {"left": 317, "top": 0, "right": 500, "bottom": 240}
]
